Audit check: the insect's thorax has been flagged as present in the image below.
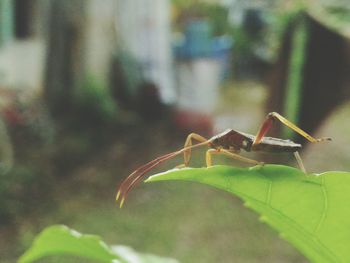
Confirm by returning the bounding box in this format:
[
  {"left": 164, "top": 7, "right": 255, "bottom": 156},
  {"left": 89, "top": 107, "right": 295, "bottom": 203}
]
[{"left": 210, "top": 129, "right": 254, "bottom": 152}]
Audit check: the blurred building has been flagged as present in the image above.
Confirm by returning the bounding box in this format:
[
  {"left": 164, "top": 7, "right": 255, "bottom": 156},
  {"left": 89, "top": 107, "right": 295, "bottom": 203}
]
[
  {"left": 115, "top": 0, "right": 175, "bottom": 104},
  {"left": 0, "top": 0, "right": 48, "bottom": 94}
]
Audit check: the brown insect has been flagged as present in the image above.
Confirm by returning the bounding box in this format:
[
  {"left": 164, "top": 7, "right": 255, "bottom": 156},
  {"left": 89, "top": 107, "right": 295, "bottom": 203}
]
[{"left": 116, "top": 112, "right": 331, "bottom": 207}]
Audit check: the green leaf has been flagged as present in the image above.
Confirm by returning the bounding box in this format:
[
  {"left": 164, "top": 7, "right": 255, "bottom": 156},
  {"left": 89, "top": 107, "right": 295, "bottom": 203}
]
[
  {"left": 18, "top": 225, "right": 119, "bottom": 263},
  {"left": 19, "top": 225, "right": 179, "bottom": 263},
  {"left": 146, "top": 165, "right": 350, "bottom": 263}
]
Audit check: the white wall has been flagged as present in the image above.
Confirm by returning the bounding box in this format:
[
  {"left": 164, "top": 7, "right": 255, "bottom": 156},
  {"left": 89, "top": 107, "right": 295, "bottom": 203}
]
[{"left": 84, "top": 0, "right": 117, "bottom": 84}]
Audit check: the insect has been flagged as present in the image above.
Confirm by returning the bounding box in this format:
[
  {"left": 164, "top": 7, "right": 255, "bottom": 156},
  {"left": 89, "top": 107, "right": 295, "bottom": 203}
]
[{"left": 116, "top": 112, "right": 331, "bottom": 207}]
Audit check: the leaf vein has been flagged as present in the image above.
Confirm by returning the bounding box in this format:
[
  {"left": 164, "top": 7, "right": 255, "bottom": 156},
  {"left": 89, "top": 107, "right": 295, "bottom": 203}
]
[
  {"left": 228, "top": 189, "right": 339, "bottom": 263},
  {"left": 314, "top": 176, "right": 328, "bottom": 234}
]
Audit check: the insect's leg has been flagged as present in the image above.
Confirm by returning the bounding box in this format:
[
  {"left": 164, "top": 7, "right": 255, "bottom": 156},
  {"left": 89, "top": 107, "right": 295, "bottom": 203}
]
[
  {"left": 181, "top": 133, "right": 208, "bottom": 167},
  {"left": 206, "top": 149, "right": 263, "bottom": 167},
  {"left": 294, "top": 151, "right": 306, "bottom": 173},
  {"left": 253, "top": 112, "right": 331, "bottom": 145}
]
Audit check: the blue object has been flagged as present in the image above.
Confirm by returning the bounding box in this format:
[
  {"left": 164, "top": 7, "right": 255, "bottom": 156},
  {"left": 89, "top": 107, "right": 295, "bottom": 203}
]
[
  {"left": 174, "top": 19, "right": 233, "bottom": 60},
  {"left": 183, "top": 20, "right": 213, "bottom": 57}
]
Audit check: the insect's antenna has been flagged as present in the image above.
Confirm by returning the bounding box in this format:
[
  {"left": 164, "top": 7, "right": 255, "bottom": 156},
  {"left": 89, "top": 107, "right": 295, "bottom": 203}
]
[
  {"left": 116, "top": 139, "right": 212, "bottom": 207},
  {"left": 119, "top": 151, "right": 181, "bottom": 207},
  {"left": 116, "top": 152, "right": 176, "bottom": 203}
]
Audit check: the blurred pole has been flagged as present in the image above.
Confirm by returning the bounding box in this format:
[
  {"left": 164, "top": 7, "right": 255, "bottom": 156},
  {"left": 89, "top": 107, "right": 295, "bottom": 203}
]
[
  {"left": 0, "top": 0, "right": 14, "bottom": 47},
  {"left": 282, "top": 16, "right": 309, "bottom": 139},
  {"left": 84, "top": 0, "right": 116, "bottom": 85},
  {"left": 14, "top": 0, "right": 34, "bottom": 38},
  {"left": 44, "top": 0, "right": 86, "bottom": 118}
]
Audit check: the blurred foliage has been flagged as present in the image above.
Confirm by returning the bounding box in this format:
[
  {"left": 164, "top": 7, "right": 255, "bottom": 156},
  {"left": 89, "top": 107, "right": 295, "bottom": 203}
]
[
  {"left": 270, "top": 1, "right": 350, "bottom": 56},
  {"left": 0, "top": 163, "right": 54, "bottom": 224},
  {"left": 0, "top": 99, "right": 56, "bottom": 223},
  {"left": 193, "top": 3, "right": 230, "bottom": 36},
  {"left": 19, "top": 225, "right": 118, "bottom": 263},
  {"left": 19, "top": 225, "right": 179, "bottom": 263},
  {"left": 0, "top": 117, "right": 13, "bottom": 174},
  {"left": 0, "top": 76, "right": 120, "bottom": 224},
  {"left": 75, "top": 75, "right": 118, "bottom": 125},
  {"left": 172, "top": 0, "right": 350, "bottom": 68},
  {"left": 148, "top": 165, "right": 350, "bottom": 263},
  {"left": 173, "top": 1, "right": 230, "bottom": 36},
  {"left": 325, "top": 5, "right": 350, "bottom": 23},
  {"left": 171, "top": 0, "right": 195, "bottom": 9},
  {"left": 111, "top": 52, "right": 143, "bottom": 103},
  {"left": 306, "top": 1, "right": 350, "bottom": 37}
]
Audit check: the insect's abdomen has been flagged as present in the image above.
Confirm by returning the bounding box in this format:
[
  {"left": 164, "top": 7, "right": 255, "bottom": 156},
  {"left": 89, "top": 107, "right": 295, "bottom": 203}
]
[{"left": 252, "top": 137, "right": 302, "bottom": 152}]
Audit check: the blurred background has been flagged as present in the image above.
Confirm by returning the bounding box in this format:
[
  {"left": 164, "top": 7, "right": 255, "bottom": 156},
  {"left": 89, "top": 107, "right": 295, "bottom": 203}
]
[{"left": 0, "top": 0, "right": 350, "bottom": 262}]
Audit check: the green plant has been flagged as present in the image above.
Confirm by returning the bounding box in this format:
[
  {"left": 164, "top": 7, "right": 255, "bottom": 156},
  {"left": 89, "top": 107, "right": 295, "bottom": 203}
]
[
  {"left": 146, "top": 164, "right": 350, "bottom": 263},
  {"left": 76, "top": 75, "right": 118, "bottom": 124},
  {"left": 19, "top": 225, "right": 178, "bottom": 263},
  {"left": 173, "top": 1, "right": 231, "bottom": 36}
]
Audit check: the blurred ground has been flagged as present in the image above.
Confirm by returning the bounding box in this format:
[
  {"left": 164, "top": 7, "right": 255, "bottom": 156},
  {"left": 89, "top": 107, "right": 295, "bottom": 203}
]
[
  {"left": 303, "top": 102, "right": 350, "bottom": 172},
  {"left": 0, "top": 81, "right": 328, "bottom": 263}
]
